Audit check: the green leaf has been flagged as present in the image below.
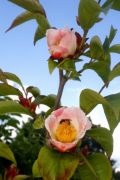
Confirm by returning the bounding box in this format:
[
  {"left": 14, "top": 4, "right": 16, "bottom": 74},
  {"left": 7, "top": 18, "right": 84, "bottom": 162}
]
[
  {"left": 103, "top": 37, "right": 110, "bottom": 53},
  {"left": 48, "top": 59, "right": 58, "bottom": 74},
  {"left": 102, "top": 0, "right": 113, "bottom": 14},
  {"left": 105, "top": 93, "right": 120, "bottom": 122},
  {"left": 108, "top": 25, "right": 117, "bottom": 44},
  {"left": 33, "top": 115, "right": 44, "bottom": 129},
  {"left": 80, "top": 89, "right": 118, "bottom": 132},
  {"left": 0, "top": 100, "right": 32, "bottom": 116},
  {"left": 35, "top": 13, "right": 50, "bottom": 32},
  {"left": 109, "top": 44, "right": 120, "bottom": 54},
  {"left": 78, "top": 0, "right": 101, "bottom": 31},
  {"left": 0, "top": 83, "right": 22, "bottom": 96},
  {"left": 90, "top": 36, "right": 104, "bottom": 60},
  {"left": 79, "top": 153, "right": 112, "bottom": 180},
  {"left": 34, "top": 26, "right": 45, "bottom": 45},
  {"left": 6, "top": 11, "right": 34, "bottom": 32},
  {"left": 109, "top": 63, "right": 120, "bottom": 82},
  {"left": 0, "top": 69, "right": 7, "bottom": 83},
  {"left": 14, "top": 175, "right": 30, "bottom": 180},
  {"left": 0, "top": 142, "right": 16, "bottom": 165},
  {"left": 8, "top": 0, "right": 46, "bottom": 16},
  {"left": 38, "top": 146, "right": 79, "bottom": 180},
  {"left": 87, "top": 127, "right": 113, "bottom": 156},
  {"left": 26, "top": 86, "right": 40, "bottom": 97},
  {"left": 58, "top": 58, "right": 76, "bottom": 72},
  {"left": 4, "top": 72, "right": 23, "bottom": 88},
  {"left": 32, "top": 159, "right": 41, "bottom": 177},
  {"left": 112, "top": 0, "right": 120, "bottom": 11},
  {"left": 83, "top": 61, "right": 110, "bottom": 83},
  {"left": 34, "top": 94, "right": 56, "bottom": 108}
]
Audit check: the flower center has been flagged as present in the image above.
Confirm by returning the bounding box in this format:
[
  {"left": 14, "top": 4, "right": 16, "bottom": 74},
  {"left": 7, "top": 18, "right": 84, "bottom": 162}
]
[{"left": 55, "top": 119, "right": 77, "bottom": 143}]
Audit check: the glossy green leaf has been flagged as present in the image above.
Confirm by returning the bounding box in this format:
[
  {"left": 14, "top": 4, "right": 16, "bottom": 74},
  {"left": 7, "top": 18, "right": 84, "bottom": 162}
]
[
  {"left": 32, "top": 159, "right": 41, "bottom": 177},
  {"left": 26, "top": 86, "right": 40, "bottom": 97},
  {"left": 79, "top": 153, "right": 112, "bottom": 180},
  {"left": 8, "top": 0, "right": 46, "bottom": 16},
  {"left": 80, "top": 89, "right": 118, "bottom": 132},
  {"left": 109, "top": 44, "right": 120, "bottom": 54},
  {"left": 87, "top": 127, "right": 113, "bottom": 156},
  {"left": 0, "top": 142, "right": 16, "bottom": 165},
  {"left": 78, "top": 0, "right": 101, "bottom": 31},
  {"left": 33, "top": 115, "right": 44, "bottom": 129},
  {"left": 109, "top": 25, "right": 117, "bottom": 44},
  {"left": 109, "top": 63, "right": 120, "bottom": 81},
  {"left": 6, "top": 11, "right": 34, "bottom": 32},
  {"left": 38, "top": 146, "right": 79, "bottom": 180},
  {"left": 4, "top": 72, "right": 23, "bottom": 88},
  {"left": 14, "top": 175, "right": 30, "bottom": 180},
  {"left": 34, "top": 94, "right": 56, "bottom": 108},
  {"left": 0, "top": 83, "right": 22, "bottom": 96},
  {"left": 83, "top": 61, "right": 110, "bottom": 83},
  {"left": 48, "top": 59, "right": 58, "bottom": 74},
  {"left": 105, "top": 93, "right": 120, "bottom": 121},
  {"left": 0, "top": 100, "right": 32, "bottom": 116},
  {"left": 90, "top": 36, "right": 104, "bottom": 60}
]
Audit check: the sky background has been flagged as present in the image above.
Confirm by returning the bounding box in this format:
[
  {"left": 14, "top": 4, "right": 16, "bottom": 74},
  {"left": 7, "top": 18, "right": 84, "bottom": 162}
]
[{"left": 1, "top": 0, "right": 120, "bottom": 167}]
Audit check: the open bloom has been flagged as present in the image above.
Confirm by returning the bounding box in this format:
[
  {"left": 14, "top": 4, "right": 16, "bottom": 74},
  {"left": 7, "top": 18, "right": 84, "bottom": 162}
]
[
  {"left": 46, "top": 27, "right": 77, "bottom": 59},
  {"left": 45, "top": 107, "right": 91, "bottom": 152}
]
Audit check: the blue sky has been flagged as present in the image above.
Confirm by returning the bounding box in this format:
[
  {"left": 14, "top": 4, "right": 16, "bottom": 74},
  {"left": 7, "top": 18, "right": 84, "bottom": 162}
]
[{"left": 1, "top": 0, "right": 120, "bottom": 165}]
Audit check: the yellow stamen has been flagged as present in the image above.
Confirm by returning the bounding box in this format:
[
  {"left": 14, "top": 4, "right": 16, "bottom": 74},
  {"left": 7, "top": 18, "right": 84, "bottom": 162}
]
[{"left": 55, "top": 120, "right": 77, "bottom": 143}]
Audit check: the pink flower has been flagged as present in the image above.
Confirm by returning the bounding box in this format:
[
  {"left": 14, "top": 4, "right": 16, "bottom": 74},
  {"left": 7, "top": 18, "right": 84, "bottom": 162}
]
[
  {"left": 46, "top": 27, "right": 77, "bottom": 59},
  {"left": 45, "top": 107, "right": 91, "bottom": 152}
]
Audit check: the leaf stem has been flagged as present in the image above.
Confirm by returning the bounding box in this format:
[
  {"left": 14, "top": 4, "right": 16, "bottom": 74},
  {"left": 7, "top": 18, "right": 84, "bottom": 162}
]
[
  {"left": 54, "top": 69, "right": 67, "bottom": 110},
  {"left": 99, "top": 84, "right": 106, "bottom": 94}
]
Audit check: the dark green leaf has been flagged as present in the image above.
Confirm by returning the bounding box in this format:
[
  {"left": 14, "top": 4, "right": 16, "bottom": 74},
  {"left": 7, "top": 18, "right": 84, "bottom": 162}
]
[
  {"left": 90, "top": 36, "right": 104, "bottom": 60},
  {"left": 80, "top": 89, "right": 118, "bottom": 132},
  {"left": 35, "top": 13, "right": 50, "bottom": 32},
  {"left": 8, "top": 0, "right": 46, "bottom": 16},
  {"left": 109, "top": 44, "right": 120, "bottom": 54},
  {"left": 48, "top": 59, "right": 58, "bottom": 74},
  {"left": 0, "top": 100, "right": 32, "bottom": 116},
  {"left": 0, "top": 142, "right": 16, "bottom": 165},
  {"left": 102, "top": 0, "right": 113, "bottom": 14},
  {"left": 103, "top": 37, "right": 110, "bottom": 53},
  {"left": 0, "top": 83, "right": 22, "bottom": 96},
  {"left": 79, "top": 153, "right": 112, "bottom": 180},
  {"left": 32, "top": 159, "right": 41, "bottom": 177},
  {"left": 87, "top": 127, "right": 113, "bottom": 156},
  {"left": 38, "top": 146, "right": 79, "bottom": 180},
  {"left": 58, "top": 58, "right": 76, "bottom": 72},
  {"left": 83, "top": 61, "right": 110, "bottom": 83},
  {"left": 34, "top": 26, "right": 45, "bottom": 45},
  {"left": 112, "top": 0, "right": 120, "bottom": 11},
  {"left": 78, "top": 0, "right": 101, "bottom": 31},
  {"left": 26, "top": 86, "right": 40, "bottom": 97},
  {"left": 6, "top": 11, "right": 34, "bottom": 32}
]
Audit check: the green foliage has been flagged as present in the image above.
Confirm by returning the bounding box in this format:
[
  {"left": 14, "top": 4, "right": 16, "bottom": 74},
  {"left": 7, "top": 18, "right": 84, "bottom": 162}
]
[
  {"left": 80, "top": 89, "right": 118, "bottom": 132},
  {"left": 33, "top": 115, "right": 44, "bottom": 129},
  {"left": 78, "top": 0, "right": 101, "bottom": 31},
  {"left": 79, "top": 153, "right": 112, "bottom": 180},
  {"left": 0, "top": 142, "right": 16, "bottom": 165},
  {"left": 86, "top": 127, "right": 113, "bottom": 156},
  {"left": 26, "top": 86, "right": 40, "bottom": 97},
  {"left": 109, "top": 44, "right": 120, "bottom": 54},
  {"left": 32, "top": 159, "right": 41, "bottom": 178},
  {"left": 37, "top": 146, "right": 79, "bottom": 180},
  {"left": 0, "top": 83, "right": 22, "bottom": 96},
  {"left": 48, "top": 59, "right": 58, "bottom": 74},
  {"left": 102, "top": 0, "right": 120, "bottom": 12}
]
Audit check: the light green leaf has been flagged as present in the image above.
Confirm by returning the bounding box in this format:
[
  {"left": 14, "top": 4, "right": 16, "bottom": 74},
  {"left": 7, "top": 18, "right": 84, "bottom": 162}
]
[
  {"left": 32, "top": 159, "right": 41, "bottom": 177},
  {"left": 0, "top": 83, "right": 22, "bottom": 96},
  {"left": 79, "top": 153, "right": 112, "bottom": 180},
  {"left": 0, "top": 100, "right": 32, "bottom": 116},
  {"left": 35, "top": 13, "right": 50, "bottom": 32},
  {"left": 0, "top": 142, "right": 16, "bottom": 165},
  {"left": 78, "top": 0, "right": 101, "bottom": 31},
  {"left": 8, "top": 0, "right": 46, "bottom": 16},
  {"left": 90, "top": 36, "right": 104, "bottom": 60},
  {"left": 109, "top": 63, "right": 120, "bottom": 82},
  {"left": 6, "top": 11, "right": 34, "bottom": 32},
  {"left": 109, "top": 25, "right": 117, "bottom": 44},
  {"left": 48, "top": 59, "right": 58, "bottom": 74},
  {"left": 80, "top": 89, "right": 118, "bottom": 132},
  {"left": 33, "top": 115, "right": 44, "bottom": 129},
  {"left": 14, "top": 175, "right": 30, "bottom": 180},
  {"left": 38, "top": 146, "right": 79, "bottom": 180},
  {"left": 87, "top": 127, "right": 113, "bottom": 156},
  {"left": 109, "top": 44, "right": 120, "bottom": 54}
]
